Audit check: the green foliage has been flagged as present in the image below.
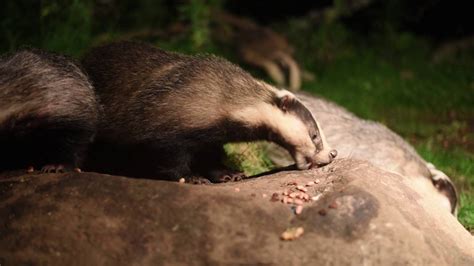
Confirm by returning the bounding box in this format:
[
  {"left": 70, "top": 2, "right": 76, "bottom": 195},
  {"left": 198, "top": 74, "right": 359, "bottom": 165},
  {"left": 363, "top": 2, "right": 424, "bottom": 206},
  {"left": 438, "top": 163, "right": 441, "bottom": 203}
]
[
  {"left": 0, "top": 0, "right": 41, "bottom": 52},
  {"left": 283, "top": 20, "right": 354, "bottom": 68},
  {"left": 0, "top": 0, "right": 93, "bottom": 56},
  {"left": 459, "top": 194, "right": 474, "bottom": 233},
  {"left": 40, "top": 0, "right": 93, "bottom": 56},
  {"left": 179, "top": 0, "right": 221, "bottom": 51}
]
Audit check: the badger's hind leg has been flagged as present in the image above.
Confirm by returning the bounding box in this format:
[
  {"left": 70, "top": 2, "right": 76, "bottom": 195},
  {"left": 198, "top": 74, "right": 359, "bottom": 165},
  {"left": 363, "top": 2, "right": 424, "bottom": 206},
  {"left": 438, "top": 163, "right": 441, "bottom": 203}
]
[
  {"left": 1, "top": 115, "right": 94, "bottom": 173},
  {"left": 192, "top": 145, "right": 246, "bottom": 183},
  {"left": 38, "top": 122, "right": 94, "bottom": 173},
  {"left": 153, "top": 148, "right": 213, "bottom": 184}
]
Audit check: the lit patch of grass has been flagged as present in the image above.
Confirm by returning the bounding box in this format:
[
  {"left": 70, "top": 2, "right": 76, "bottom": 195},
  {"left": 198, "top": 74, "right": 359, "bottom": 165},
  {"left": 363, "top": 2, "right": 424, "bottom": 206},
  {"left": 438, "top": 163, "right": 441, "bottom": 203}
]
[
  {"left": 459, "top": 194, "right": 474, "bottom": 233},
  {"left": 224, "top": 142, "right": 274, "bottom": 176}
]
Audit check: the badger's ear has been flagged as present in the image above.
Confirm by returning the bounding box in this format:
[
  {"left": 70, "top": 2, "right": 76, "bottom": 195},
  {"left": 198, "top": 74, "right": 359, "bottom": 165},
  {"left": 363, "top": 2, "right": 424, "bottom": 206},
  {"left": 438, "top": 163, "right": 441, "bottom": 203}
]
[{"left": 278, "top": 94, "right": 293, "bottom": 112}]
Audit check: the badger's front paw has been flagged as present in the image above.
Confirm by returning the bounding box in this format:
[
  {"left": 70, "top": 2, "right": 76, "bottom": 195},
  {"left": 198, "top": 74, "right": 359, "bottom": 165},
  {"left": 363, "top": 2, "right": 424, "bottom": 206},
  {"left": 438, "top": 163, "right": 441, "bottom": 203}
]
[
  {"left": 41, "top": 164, "right": 66, "bottom": 173},
  {"left": 185, "top": 176, "right": 212, "bottom": 185},
  {"left": 41, "top": 164, "right": 81, "bottom": 174},
  {"left": 208, "top": 169, "right": 246, "bottom": 183}
]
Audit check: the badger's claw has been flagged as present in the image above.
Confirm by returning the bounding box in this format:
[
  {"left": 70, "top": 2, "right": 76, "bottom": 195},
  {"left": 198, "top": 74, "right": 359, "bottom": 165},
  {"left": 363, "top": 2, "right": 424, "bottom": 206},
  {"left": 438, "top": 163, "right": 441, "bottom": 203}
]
[
  {"left": 210, "top": 170, "right": 246, "bottom": 183},
  {"left": 186, "top": 176, "right": 212, "bottom": 185},
  {"left": 41, "top": 164, "right": 65, "bottom": 173}
]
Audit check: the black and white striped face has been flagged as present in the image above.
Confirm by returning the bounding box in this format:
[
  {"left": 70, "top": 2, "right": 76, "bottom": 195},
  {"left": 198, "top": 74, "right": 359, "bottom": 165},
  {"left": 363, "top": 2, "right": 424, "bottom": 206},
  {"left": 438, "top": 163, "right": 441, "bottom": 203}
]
[
  {"left": 229, "top": 87, "right": 336, "bottom": 170},
  {"left": 270, "top": 90, "right": 337, "bottom": 169}
]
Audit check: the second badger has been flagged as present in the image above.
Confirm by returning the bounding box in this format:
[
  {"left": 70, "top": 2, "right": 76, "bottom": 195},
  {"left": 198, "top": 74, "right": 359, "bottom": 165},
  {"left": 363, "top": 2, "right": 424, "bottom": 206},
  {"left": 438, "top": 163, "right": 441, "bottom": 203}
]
[{"left": 83, "top": 42, "right": 336, "bottom": 182}]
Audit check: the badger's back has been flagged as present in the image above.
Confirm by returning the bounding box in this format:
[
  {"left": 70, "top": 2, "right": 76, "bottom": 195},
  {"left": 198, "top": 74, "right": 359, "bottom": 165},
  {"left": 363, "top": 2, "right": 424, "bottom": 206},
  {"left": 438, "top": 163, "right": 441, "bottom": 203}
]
[
  {"left": 0, "top": 49, "right": 98, "bottom": 171},
  {"left": 82, "top": 42, "right": 274, "bottom": 144},
  {"left": 0, "top": 49, "right": 97, "bottom": 128}
]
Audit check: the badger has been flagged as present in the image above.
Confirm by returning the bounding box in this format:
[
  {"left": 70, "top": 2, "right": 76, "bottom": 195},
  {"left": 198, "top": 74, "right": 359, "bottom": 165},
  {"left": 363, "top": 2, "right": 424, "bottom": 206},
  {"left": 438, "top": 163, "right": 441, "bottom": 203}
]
[
  {"left": 0, "top": 49, "right": 99, "bottom": 173},
  {"left": 82, "top": 41, "right": 336, "bottom": 183}
]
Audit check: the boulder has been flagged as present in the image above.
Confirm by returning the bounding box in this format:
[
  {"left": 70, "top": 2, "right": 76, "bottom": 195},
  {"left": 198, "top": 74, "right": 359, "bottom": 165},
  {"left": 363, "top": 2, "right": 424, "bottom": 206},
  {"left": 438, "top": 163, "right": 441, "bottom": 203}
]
[{"left": 1, "top": 159, "right": 472, "bottom": 265}]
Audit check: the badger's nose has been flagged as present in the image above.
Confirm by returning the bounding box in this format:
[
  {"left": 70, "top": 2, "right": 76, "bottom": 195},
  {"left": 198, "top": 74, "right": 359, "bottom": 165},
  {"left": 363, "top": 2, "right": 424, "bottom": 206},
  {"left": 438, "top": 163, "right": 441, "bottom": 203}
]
[{"left": 329, "top": 149, "right": 338, "bottom": 160}]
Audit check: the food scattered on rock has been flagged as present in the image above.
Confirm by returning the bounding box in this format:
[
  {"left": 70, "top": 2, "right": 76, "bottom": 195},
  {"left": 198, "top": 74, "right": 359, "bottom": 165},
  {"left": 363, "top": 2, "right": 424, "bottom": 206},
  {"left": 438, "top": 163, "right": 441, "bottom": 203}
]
[
  {"left": 262, "top": 193, "right": 267, "bottom": 198},
  {"left": 294, "top": 199, "right": 304, "bottom": 205},
  {"left": 296, "top": 185, "right": 307, "bottom": 192},
  {"left": 73, "top": 168, "right": 82, "bottom": 173},
  {"left": 311, "top": 194, "right": 322, "bottom": 201},
  {"left": 271, "top": 193, "right": 280, "bottom": 202},
  {"left": 318, "top": 209, "right": 327, "bottom": 216},
  {"left": 295, "top": 205, "right": 303, "bottom": 215},
  {"left": 178, "top": 178, "right": 186, "bottom": 184},
  {"left": 281, "top": 227, "right": 304, "bottom": 241},
  {"left": 234, "top": 187, "right": 240, "bottom": 192},
  {"left": 328, "top": 201, "right": 338, "bottom": 209},
  {"left": 26, "top": 166, "right": 34, "bottom": 173},
  {"left": 270, "top": 179, "right": 329, "bottom": 216}
]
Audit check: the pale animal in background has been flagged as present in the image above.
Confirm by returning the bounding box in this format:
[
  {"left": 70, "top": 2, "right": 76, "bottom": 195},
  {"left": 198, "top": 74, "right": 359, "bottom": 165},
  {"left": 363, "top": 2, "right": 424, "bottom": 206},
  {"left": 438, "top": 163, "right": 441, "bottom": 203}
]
[{"left": 214, "top": 11, "right": 303, "bottom": 91}]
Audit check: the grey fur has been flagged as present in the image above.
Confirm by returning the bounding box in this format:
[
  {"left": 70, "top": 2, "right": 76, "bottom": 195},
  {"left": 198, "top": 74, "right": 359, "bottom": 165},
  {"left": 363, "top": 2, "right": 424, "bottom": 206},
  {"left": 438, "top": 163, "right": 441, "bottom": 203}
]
[
  {"left": 82, "top": 41, "right": 333, "bottom": 181},
  {"left": 0, "top": 49, "right": 99, "bottom": 171},
  {"left": 268, "top": 92, "right": 459, "bottom": 214}
]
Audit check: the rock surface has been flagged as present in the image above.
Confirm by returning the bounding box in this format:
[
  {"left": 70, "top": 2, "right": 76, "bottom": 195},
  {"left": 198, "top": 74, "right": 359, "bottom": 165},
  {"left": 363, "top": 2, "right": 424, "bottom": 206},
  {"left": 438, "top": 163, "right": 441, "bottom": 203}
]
[{"left": 1, "top": 159, "right": 473, "bottom": 265}]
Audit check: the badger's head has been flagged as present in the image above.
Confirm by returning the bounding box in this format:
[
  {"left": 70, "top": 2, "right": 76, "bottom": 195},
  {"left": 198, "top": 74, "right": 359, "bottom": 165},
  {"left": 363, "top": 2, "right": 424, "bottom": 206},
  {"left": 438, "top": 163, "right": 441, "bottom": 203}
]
[
  {"left": 267, "top": 90, "right": 337, "bottom": 169},
  {"left": 229, "top": 85, "right": 336, "bottom": 169}
]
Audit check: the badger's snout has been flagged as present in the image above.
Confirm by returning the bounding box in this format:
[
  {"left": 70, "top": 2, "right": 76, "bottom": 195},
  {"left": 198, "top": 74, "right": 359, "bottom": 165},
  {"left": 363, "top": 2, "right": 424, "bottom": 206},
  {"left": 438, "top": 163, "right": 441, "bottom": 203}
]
[{"left": 308, "top": 148, "right": 338, "bottom": 169}]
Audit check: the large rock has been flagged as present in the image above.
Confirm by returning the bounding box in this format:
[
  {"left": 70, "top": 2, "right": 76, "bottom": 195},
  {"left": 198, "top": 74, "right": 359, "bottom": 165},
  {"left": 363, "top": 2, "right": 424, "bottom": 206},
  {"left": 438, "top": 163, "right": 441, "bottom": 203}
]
[{"left": 1, "top": 159, "right": 472, "bottom": 265}]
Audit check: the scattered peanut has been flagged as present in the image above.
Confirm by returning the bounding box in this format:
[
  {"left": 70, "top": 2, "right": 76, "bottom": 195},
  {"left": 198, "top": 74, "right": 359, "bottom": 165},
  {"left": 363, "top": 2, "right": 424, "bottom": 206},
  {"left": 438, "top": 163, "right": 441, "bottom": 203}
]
[
  {"left": 296, "top": 185, "right": 307, "bottom": 192},
  {"left": 26, "top": 166, "right": 34, "bottom": 174},
  {"left": 281, "top": 227, "right": 304, "bottom": 241},
  {"left": 271, "top": 193, "right": 280, "bottom": 202},
  {"left": 295, "top": 205, "right": 303, "bottom": 215},
  {"left": 294, "top": 199, "right": 304, "bottom": 206},
  {"left": 311, "top": 194, "right": 322, "bottom": 201},
  {"left": 178, "top": 178, "right": 186, "bottom": 184}
]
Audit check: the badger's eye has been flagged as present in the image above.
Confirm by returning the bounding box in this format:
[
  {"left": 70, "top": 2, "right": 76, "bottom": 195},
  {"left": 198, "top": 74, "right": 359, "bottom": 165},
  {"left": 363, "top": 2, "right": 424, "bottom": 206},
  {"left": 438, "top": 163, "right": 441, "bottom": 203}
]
[{"left": 311, "top": 134, "right": 318, "bottom": 141}]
